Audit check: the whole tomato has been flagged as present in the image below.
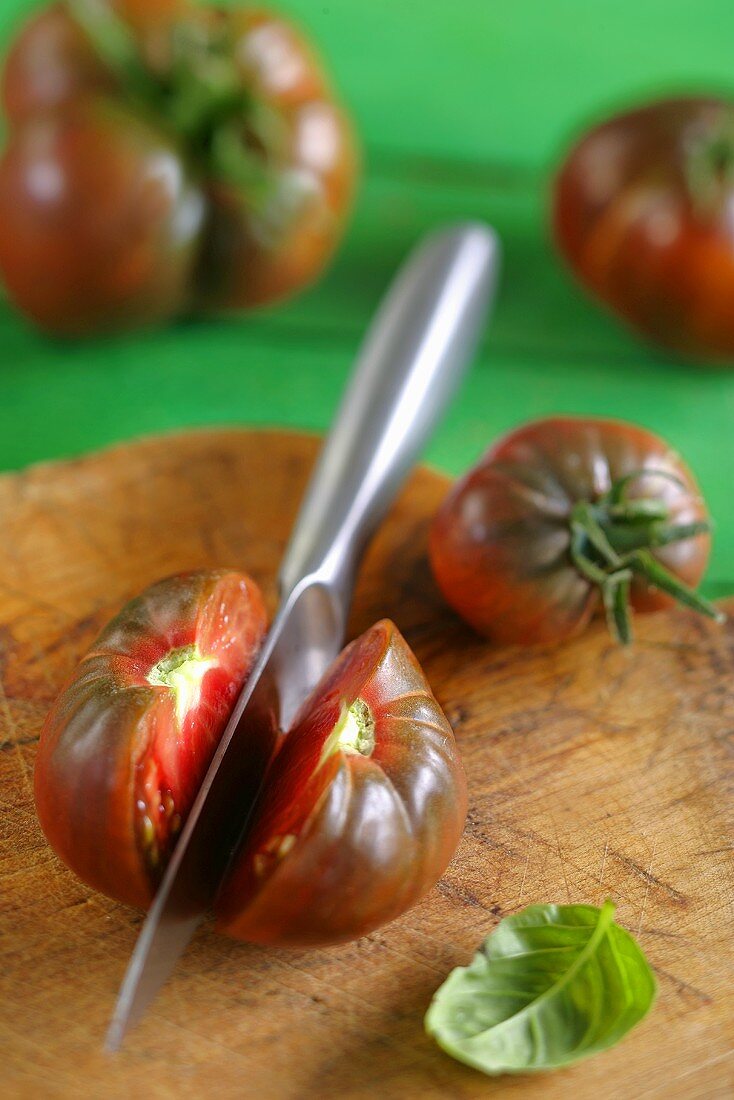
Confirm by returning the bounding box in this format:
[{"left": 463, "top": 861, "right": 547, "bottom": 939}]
[
  {"left": 553, "top": 97, "right": 734, "bottom": 360},
  {"left": 34, "top": 570, "right": 269, "bottom": 908},
  {"left": 216, "top": 619, "right": 467, "bottom": 946},
  {"left": 429, "top": 417, "right": 721, "bottom": 646},
  {"left": 0, "top": 0, "right": 356, "bottom": 335}
]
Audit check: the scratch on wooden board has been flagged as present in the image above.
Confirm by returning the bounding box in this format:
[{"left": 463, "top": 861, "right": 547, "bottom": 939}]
[
  {"left": 0, "top": 733, "right": 39, "bottom": 752},
  {"left": 551, "top": 815, "right": 571, "bottom": 904},
  {"left": 518, "top": 846, "right": 530, "bottom": 906},
  {"left": 653, "top": 965, "right": 713, "bottom": 1006},
  {"left": 366, "top": 936, "right": 446, "bottom": 977},
  {"left": 670, "top": 1047, "right": 734, "bottom": 1085},
  {"left": 151, "top": 1013, "right": 264, "bottom": 1066},
  {"left": 0, "top": 673, "right": 33, "bottom": 804},
  {"left": 598, "top": 839, "right": 609, "bottom": 888},
  {"left": 637, "top": 836, "right": 659, "bottom": 936},
  {"left": 399, "top": 921, "right": 442, "bottom": 953},
  {"left": 257, "top": 953, "right": 424, "bottom": 1056},
  {"left": 501, "top": 821, "right": 646, "bottom": 906},
  {"left": 611, "top": 847, "right": 687, "bottom": 906},
  {"left": 634, "top": 1048, "right": 734, "bottom": 1098}
]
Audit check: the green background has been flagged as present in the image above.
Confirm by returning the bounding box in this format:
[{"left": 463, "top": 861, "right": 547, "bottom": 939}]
[{"left": 1, "top": 1, "right": 733, "bottom": 595}]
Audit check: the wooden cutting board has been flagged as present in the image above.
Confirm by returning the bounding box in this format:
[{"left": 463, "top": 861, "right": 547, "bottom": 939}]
[{"left": 1, "top": 429, "right": 732, "bottom": 1100}]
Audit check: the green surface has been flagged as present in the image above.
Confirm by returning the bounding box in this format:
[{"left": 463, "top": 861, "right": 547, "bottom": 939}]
[{"left": 1, "top": 1, "right": 733, "bottom": 594}]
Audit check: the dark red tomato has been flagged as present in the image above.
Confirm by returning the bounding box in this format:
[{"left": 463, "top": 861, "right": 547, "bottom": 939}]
[
  {"left": 215, "top": 619, "right": 467, "bottom": 946},
  {"left": 429, "top": 417, "right": 720, "bottom": 646},
  {"left": 0, "top": 98, "right": 205, "bottom": 335},
  {"left": 34, "top": 570, "right": 268, "bottom": 908},
  {"left": 0, "top": 0, "right": 356, "bottom": 335},
  {"left": 553, "top": 97, "right": 734, "bottom": 361}
]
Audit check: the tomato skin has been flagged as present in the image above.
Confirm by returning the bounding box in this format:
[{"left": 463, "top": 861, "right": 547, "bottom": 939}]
[
  {"left": 2, "top": 3, "right": 115, "bottom": 119},
  {"left": 0, "top": 96, "right": 205, "bottom": 335},
  {"left": 0, "top": 1, "right": 356, "bottom": 334},
  {"left": 553, "top": 97, "right": 734, "bottom": 360},
  {"left": 193, "top": 7, "right": 357, "bottom": 310},
  {"left": 34, "top": 571, "right": 268, "bottom": 908},
  {"left": 429, "top": 418, "right": 710, "bottom": 646},
  {"left": 216, "top": 620, "right": 467, "bottom": 946}
]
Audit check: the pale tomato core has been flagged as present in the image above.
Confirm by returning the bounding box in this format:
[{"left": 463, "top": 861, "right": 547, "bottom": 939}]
[
  {"left": 147, "top": 644, "right": 217, "bottom": 723},
  {"left": 136, "top": 642, "right": 225, "bottom": 875},
  {"left": 248, "top": 696, "right": 375, "bottom": 891}
]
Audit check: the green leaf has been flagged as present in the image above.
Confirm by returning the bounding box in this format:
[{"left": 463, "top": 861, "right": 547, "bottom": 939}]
[{"left": 425, "top": 900, "right": 656, "bottom": 1076}]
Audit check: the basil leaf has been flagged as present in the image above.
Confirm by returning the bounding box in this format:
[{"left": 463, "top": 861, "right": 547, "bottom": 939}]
[{"left": 425, "top": 900, "right": 656, "bottom": 1075}]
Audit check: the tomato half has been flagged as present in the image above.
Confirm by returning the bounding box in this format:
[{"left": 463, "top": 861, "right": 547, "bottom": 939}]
[
  {"left": 553, "top": 96, "right": 734, "bottom": 361},
  {"left": 215, "top": 619, "right": 467, "bottom": 945},
  {"left": 0, "top": 1, "right": 356, "bottom": 334},
  {"left": 429, "top": 417, "right": 719, "bottom": 646},
  {"left": 34, "top": 571, "right": 268, "bottom": 908}
]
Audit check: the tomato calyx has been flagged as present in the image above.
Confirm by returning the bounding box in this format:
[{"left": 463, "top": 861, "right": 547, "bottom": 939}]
[
  {"left": 569, "top": 469, "right": 723, "bottom": 644},
  {"left": 67, "top": 0, "right": 290, "bottom": 231},
  {"left": 68, "top": 0, "right": 159, "bottom": 103},
  {"left": 684, "top": 104, "right": 734, "bottom": 218}
]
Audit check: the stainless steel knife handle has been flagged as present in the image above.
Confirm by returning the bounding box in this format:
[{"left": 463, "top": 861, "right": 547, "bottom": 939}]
[{"left": 278, "top": 223, "right": 500, "bottom": 601}]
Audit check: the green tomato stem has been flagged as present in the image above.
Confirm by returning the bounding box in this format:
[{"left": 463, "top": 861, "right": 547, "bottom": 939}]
[
  {"left": 569, "top": 470, "right": 722, "bottom": 645},
  {"left": 68, "top": 0, "right": 287, "bottom": 229},
  {"left": 630, "top": 550, "right": 725, "bottom": 623},
  {"left": 68, "top": 0, "right": 158, "bottom": 101}
]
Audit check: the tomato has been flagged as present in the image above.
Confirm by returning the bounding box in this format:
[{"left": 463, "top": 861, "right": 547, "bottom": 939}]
[
  {"left": 0, "top": 1, "right": 356, "bottom": 335},
  {"left": 552, "top": 97, "right": 734, "bottom": 361},
  {"left": 36, "top": 598, "right": 466, "bottom": 944},
  {"left": 215, "top": 619, "right": 467, "bottom": 946},
  {"left": 429, "top": 417, "right": 720, "bottom": 646},
  {"left": 0, "top": 98, "right": 205, "bottom": 336},
  {"left": 34, "top": 570, "right": 269, "bottom": 908}
]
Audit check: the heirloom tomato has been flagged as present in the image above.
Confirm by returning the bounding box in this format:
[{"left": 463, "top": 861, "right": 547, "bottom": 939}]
[
  {"left": 430, "top": 417, "right": 721, "bottom": 646},
  {"left": 35, "top": 592, "right": 466, "bottom": 945},
  {"left": 34, "top": 570, "right": 268, "bottom": 908},
  {"left": 553, "top": 97, "right": 734, "bottom": 360},
  {"left": 0, "top": 0, "right": 356, "bottom": 334},
  {"left": 215, "top": 619, "right": 467, "bottom": 946}
]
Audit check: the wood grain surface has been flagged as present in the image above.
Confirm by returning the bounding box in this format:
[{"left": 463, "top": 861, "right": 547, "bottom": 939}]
[{"left": 1, "top": 429, "right": 732, "bottom": 1099}]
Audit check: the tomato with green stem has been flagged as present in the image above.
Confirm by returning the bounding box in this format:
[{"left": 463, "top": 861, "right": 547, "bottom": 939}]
[
  {"left": 0, "top": 0, "right": 356, "bottom": 335},
  {"left": 429, "top": 417, "right": 722, "bottom": 646},
  {"left": 34, "top": 570, "right": 270, "bottom": 908}
]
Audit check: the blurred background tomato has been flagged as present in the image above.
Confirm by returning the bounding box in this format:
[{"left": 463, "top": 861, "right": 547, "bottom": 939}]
[{"left": 0, "top": 0, "right": 732, "bottom": 599}]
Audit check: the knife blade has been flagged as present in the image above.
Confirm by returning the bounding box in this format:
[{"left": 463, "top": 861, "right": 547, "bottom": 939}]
[{"left": 106, "top": 223, "right": 500, "bottom": 1050}]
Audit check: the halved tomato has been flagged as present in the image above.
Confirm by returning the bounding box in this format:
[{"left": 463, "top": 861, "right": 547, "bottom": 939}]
[
  {"left": 215, "top": 620, "right": 467, "bottom": 946},
  {"left": 34, "top": 570, "right": 268, "bottom": 908}
]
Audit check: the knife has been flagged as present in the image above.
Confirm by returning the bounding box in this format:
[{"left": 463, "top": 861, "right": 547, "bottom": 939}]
[{"left": 106, "top": 222, "right": 500, "bottom": 1050}]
